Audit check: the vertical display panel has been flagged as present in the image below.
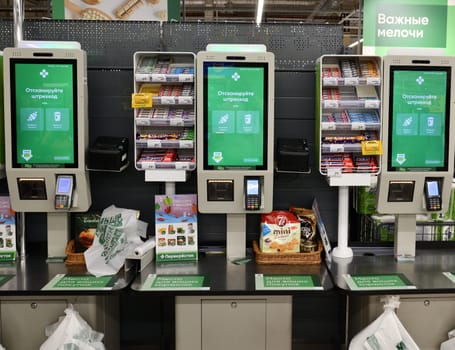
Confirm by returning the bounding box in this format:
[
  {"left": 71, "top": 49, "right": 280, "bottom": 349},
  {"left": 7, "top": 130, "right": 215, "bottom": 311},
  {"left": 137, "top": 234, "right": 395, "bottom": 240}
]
[
  {"left": 9, "top": 59, "right": 78, "bottom": 168},
  {"left": 196, "top": 50, "right": 275, "bottom": 214},
  {"left": 388, "top": 66, "right": 451, "bottom": 172},
  {"left": 3, "top": 47, "right": 91, "bottom": 214},
  {"left": 377, "top": 55, "right": 455, "bottom": 217},
  {"left": 203, "top": 62, "right": 268, "bottom": 170}
]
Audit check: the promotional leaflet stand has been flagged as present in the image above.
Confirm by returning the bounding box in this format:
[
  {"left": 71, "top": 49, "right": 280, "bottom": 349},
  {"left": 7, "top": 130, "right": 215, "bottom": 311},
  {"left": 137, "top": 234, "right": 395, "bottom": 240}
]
[
  {"left": 376, "top": 55, "right": 455, "bottom": 261},
  {"left": 3, "top": 46, "right": 91, "bottom": 261},
  {"left": 316, "top": 55, "right": 383, "bottom": 259}
]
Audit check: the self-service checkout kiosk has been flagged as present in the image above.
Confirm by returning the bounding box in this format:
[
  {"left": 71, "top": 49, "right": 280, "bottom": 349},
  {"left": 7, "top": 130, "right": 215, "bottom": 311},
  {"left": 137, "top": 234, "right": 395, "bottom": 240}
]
[
  {"left": 196, "top": 45, "right": 275, "bottom": 259},
  {"left": 2, "top": 47, "right": 91, "bottom": 260},
  {"left": 377, "top": 55, "right": 455, "bottom": 260},
  {"left": 175, "top": 46, "right": 292, "bottom": 350}
]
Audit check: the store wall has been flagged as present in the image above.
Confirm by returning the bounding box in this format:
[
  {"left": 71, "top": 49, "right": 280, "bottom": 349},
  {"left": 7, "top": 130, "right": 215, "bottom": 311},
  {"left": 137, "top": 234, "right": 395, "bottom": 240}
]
[
  {"left": 0, "top": 20, "right": 345, "bottom": 246},
  {"left": 0, "top": 19, "right": 347, "bottom": 348}
]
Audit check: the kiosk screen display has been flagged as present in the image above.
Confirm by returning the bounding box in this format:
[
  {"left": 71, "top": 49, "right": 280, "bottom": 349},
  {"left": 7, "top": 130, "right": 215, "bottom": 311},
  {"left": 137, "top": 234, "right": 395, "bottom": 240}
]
[
  {"left": 9, "top": 59, "right": 78, "bottom": 168},
  {"left": 388, "top": 66, "right": 451, "bottom": 171},
  {"left": 203, "top": 62, "right": 268, "bottom": 170}
]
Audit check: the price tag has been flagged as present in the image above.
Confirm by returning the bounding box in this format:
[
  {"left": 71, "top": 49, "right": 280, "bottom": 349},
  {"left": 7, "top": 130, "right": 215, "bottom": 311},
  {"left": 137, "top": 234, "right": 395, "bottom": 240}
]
[
  {"left": 323, "top": 77, "right": 338, "bottom": 86},
  {"left": 160, "top": 96, "right": 176, "bottom": 105},
  {"left": 136, "top": 140, "right": 148, "bottom": 148},
  {"left": 327, "top": 167, "right": 343, "bottom": 177},
  {"left": 362, "top": 140, "right": 383, "bottom": 155},
  {"left": 344, "top": 77, "right": 359, "bottom": 86},
  {"left": 169, "top": 118, "right": 184, "bottom": 126},
  {"left": 147, "top": 140, "right": 161, "bottom": 148},
  {"left": 366, "top": 77, "right": 380, "bottom": 85},
  {"left": 323, "top": 100, "right": 339, "bottom": 109},
  {"left": 178, "top": 96, "right": 193, "bottom": 105},
  {"left": 175, "top": 163, "right": 190, "bottom": 170},
  {"left": 351, "top": 122, "right": 366, "bottom": 131},
  {"left": 179, "top": 74, "right": 193, "bottom": 82},
  {"left": 151, "top": 74, "right": 166, "bottom": 82},
  {"left": 329, "top": 144, "right": 344, "bottom": 153},
  {"left": 131, "top": 93, "right": 153, "bottom": 108},
  {"left": 365, "top": 100, "right": 380, "bottom": 109},
  {"left": 179, "top": 140, "right": 193, "bottom": 148},
  {"left": 321, "top": 122, "right": 336, "bottom": 130}
]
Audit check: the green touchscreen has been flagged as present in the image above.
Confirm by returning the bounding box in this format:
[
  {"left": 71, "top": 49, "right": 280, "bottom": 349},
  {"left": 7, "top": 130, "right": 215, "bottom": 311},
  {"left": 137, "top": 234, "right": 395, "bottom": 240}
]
[
  {"left": 12, "top": 60, "right": 77, "bottom": 167},
  {"left": 204, "top": 63, "right": 267, "bottom": 168},
  {"left": 389, "top": 68, "right": 449, "bottom": 170}
]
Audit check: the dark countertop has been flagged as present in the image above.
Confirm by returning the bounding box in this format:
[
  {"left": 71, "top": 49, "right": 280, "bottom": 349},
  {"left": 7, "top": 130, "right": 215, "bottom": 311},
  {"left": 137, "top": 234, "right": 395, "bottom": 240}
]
[
  {"left": 131, "top": 250, "right": 334, "bottom": 295},
  {"left": 0, "top": 244, "right": 133, "bottom": 295},
  {"left": 327, "top": 248, "right": 455, "bottom": 294}
]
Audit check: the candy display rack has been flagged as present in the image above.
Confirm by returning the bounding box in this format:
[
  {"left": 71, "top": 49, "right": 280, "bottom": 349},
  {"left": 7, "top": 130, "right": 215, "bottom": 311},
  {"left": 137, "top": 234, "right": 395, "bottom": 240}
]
[
  {"left": 132, "top": 52, "right": 196, "bottom": 182},
  {"left": 315, "top": 55, "right": 382, "bottom": 258}
]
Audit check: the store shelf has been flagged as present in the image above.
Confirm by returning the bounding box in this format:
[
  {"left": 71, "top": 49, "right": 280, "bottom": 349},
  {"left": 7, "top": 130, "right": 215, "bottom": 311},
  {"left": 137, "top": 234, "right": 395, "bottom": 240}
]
[
  {"left": 316, "top": 55, "right": 382, "bottom": 180},
  {"left": 133, "top": 52, "right": 196, "bottom": 178}
]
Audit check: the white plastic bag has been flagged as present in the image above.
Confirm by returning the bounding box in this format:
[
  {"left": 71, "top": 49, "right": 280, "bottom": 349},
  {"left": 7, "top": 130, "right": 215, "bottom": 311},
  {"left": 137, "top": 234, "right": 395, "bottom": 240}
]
[
  {"left": 84, "top": 205, "right": 148, "bottom": 276},
  {"left": 349, "top": 296, "right": 420, "bottom": 350},
  {"left": 40, "top": 304, "right": 105, "bottom": 350},
  {"left": 441, "top": 329, "right": 455, "bottom": 350}
]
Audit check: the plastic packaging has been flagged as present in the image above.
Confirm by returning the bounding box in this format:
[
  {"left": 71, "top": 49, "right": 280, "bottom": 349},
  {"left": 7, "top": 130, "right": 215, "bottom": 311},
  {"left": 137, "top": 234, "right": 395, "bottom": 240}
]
[
  {"left": 84, "top": 205, "right": 148, "bottom": 276},
  {"left": 349, "top": 296, "right": 420, "bottom": 350},
  {"left": 40, "top": 304, "right": 105, "bottom": 350}
]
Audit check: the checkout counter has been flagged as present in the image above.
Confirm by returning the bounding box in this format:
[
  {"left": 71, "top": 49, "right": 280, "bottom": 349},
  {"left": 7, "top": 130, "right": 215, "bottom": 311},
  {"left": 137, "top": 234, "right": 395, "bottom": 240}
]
[{"left": 328, "top": 248, "right": 455, "bottom": 349}]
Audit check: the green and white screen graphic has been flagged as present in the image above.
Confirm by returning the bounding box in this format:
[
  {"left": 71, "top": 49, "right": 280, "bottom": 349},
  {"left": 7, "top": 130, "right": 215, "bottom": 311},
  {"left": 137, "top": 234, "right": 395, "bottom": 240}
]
[
  {"left": 389, "top": 68, "right": 449, "bottom": 170},
  {"left": 204, "top": 63, "right": 267, "bottom": 168},
  {"left": 13, "top": 60, "right": 76, "bottom": 167}
]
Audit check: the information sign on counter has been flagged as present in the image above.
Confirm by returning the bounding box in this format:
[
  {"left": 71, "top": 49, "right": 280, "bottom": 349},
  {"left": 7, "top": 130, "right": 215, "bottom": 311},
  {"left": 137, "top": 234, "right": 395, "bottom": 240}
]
[
  {"left": 443, "top": 272, "right": 455, "bottom": 284},
  {"left": 343, "top": 273, "right": 416, "bottom": 291},
  {"left": 140, "top": 274, "right": 210, "bottom": 291},
  {"left": 42, "top": 274, "right": 117, "bottom": 291},
  {"left": 255, "top": 274, "right": 323, "bottom": 290},
  {"left": 0, "top": 275, "right": 14, "bottom": 288}
]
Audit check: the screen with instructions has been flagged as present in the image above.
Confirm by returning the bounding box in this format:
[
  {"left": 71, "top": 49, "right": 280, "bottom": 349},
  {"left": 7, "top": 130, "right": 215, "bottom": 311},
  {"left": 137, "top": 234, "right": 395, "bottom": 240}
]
[
  {"left": 388, "top": 67, "right": 450, "bottom": 171},
  {"left": 203, "top": 62, "right": 268, "bottom": 169},
  {"left": 11, "top": 59, "right": 78, "bottom": 168}
]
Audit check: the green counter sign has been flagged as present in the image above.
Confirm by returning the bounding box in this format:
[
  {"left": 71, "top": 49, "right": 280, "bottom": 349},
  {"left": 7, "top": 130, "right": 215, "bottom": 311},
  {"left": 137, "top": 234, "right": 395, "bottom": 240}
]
[
  {"left": 343, "top": 273, "right": 416, "bottom": 291},
  {"left": 42, "top": 274, "right": 117, "bottom": 291},
  {"left": 141, "top": 274, "right": 210, "bottom": 291},
  {"left": 443, "top": 272, "right": 455, "bottom": 284},
  {"left": 0, "top": 275, "right": 14, "bottom": 288},
  {"left": 255, "top": 274, "right": 323, "bottom": 290}
]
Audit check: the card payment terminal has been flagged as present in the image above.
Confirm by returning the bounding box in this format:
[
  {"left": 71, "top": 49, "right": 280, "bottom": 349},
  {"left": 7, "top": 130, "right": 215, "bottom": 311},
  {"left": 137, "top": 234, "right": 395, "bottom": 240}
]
[{"left": 55, "top": 175, "right": 74, "bottom": 210}]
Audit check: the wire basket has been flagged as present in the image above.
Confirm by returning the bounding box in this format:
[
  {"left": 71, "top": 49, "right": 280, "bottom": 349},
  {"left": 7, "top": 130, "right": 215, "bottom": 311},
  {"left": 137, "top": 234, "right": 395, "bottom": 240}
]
[
  {"left": 360, "top": 215, "right": 455, "bottom": 243},
  {"left": 253, "top": 240, "right": 322, "bottom": 265}
]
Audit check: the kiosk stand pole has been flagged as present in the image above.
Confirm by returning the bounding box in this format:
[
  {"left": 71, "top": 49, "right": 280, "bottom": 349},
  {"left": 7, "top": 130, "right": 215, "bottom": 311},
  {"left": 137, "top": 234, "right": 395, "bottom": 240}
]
[
  {"left": 226, "top": 213, "right": 246, "bottom": 260},
  {"left": 394, "top": 214, "right": 416, "bottom": 261},
  {"left": 332, "top": 186, "right": 353, "bottom": 259},
  {"left": 47, "top": 212, "right": 70, "bottom": 261},
  {"left": 18, "top": 212, "right": 26, "bottom": 260},
  {"left": 165, "top": 182, "right": 176, "bottom": 196}
]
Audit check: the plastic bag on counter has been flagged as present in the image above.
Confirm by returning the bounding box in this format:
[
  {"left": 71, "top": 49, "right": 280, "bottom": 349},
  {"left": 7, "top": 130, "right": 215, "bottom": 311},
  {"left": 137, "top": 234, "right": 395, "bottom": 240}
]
[
  {"left": 40, "top": 304, "right": 105, "bottom": 350},
  {"left": 349, "top": 296, "right": 420, "bottom": 350},
  {"left": 84, "top": 205, "right": 148, "bottom": 277},
  {"left": 441, "top": 329, "right": 455, "bottom": 350}
]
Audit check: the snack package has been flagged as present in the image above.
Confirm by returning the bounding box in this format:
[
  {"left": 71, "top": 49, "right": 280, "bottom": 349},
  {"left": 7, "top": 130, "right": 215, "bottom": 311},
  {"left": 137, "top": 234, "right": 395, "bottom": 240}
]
[
  {"left": 260, "top": 211, "right": 300, "bottom": 253},
  {"left": 290, "top": 206, "right": 318, "bottom": 252}
]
